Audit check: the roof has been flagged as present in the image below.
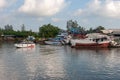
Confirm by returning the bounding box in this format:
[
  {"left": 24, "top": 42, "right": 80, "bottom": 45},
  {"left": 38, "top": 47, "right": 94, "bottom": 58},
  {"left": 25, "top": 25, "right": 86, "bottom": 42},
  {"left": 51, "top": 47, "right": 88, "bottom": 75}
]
[
  {"left": 112, "top": 31, "right": 120, "bottom": 35},
  {"left": 86, "top": 33, "right": 108, "bottom": 38},
  {"left": 1, "top": 35, "right": 15, "bottom": 37},
  {"left": 101, "top": 30, "right": 113, "bottom": 34}
]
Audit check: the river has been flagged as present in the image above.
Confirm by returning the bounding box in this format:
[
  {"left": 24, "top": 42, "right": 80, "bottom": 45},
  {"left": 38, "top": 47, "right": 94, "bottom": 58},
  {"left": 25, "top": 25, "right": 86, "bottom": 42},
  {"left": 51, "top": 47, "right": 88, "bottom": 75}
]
[{"left": 0, "top": 42, "right": 120, "bottom": 80}]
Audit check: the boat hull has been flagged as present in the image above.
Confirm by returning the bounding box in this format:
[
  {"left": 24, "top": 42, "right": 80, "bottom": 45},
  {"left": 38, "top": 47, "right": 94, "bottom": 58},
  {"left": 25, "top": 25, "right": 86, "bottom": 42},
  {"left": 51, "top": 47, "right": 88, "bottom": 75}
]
[
  {"left": 71, "top": 39, "right": 110, "bottom": 48},
  {"left": 74, "top": 42, "right": 110, "bottom": 48},
  {"left": 14, "top": 44, "right": 35, "bottom": 48},
  {"left": 45, "top": 41, "right": 62, "bottom": 45}
]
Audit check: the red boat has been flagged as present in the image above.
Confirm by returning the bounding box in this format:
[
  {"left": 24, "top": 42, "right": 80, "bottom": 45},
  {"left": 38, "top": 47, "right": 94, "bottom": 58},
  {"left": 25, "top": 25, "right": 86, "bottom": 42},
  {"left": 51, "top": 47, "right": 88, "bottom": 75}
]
[{"left": 71, "top": 33, "right": 111, "bottom": 48}]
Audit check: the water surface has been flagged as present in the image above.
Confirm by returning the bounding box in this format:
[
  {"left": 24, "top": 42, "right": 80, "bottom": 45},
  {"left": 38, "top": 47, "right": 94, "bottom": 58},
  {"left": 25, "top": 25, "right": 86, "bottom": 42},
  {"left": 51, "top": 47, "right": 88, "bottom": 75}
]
[{"left": 0, "top": 43, "right": 120, "bottom": 80}]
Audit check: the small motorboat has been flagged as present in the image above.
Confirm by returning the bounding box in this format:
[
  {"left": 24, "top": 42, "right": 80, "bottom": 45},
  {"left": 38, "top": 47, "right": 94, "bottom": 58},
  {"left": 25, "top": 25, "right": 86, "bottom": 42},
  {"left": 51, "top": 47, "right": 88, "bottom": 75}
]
[{"left": 14, "top": 41, "right": 35, "bottom": 48}]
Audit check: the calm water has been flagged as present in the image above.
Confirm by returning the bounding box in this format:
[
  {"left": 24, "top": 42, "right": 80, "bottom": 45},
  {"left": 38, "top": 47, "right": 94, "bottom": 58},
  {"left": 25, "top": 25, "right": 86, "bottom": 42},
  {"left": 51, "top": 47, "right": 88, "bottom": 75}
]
[{"left": 0, "top": 42, "right": 120, "bottom": 80}]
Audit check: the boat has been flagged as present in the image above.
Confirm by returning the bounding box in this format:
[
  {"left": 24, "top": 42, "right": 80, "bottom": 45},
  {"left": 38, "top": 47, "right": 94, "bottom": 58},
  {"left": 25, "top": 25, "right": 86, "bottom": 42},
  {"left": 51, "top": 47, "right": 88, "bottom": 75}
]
[
  {"left": 70, "top": 33, "right": 111, "bottom": 48},
  {"left": 45, "top": 40, "right": 62, "bottom": 45},
  {"left": 63, "top": 35, "right": 72, "bottom": 44},
  {"left": 44, "top": 38, "right": 64, "bottom": 45},
  {"left": 109, "top": 41, "right": 120, "bottom": 48},
  {"left": 44, "top": 34, "right": 66, "bottom": 45},
  {"left": 14, "top": 41, "right": 35, "bottom": 48}
]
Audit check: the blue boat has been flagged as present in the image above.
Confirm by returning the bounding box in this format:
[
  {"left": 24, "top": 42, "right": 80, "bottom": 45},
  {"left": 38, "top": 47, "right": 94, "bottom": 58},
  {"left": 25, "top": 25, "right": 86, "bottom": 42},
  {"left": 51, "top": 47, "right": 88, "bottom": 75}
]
[{"left": 44, "top": 35, "right": 65, "bottom": 45}]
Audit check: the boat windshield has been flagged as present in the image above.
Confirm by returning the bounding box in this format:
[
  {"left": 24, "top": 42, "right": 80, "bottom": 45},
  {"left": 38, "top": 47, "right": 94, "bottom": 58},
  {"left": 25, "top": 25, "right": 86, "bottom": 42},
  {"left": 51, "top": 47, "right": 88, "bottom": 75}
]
[{"left": 20, "top": 41, "right": 34, "bottom": 44}]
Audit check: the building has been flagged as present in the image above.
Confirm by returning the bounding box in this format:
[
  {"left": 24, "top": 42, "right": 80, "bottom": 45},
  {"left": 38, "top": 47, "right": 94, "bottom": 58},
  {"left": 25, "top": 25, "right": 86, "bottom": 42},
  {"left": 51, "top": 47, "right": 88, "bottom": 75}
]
[
  {"left": 1, "top": 35, "right": 16, "bottom": 41},
  {"left": 101, "top": 29, "right": 120, "bottom": 41}
]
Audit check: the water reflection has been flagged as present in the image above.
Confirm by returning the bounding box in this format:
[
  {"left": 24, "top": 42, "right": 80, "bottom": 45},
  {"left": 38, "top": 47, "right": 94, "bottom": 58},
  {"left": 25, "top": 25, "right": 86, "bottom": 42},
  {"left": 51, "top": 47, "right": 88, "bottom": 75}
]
[
  {"left": 15, "top": 47, "right": 35, "bottom": 54},
  {"left": 62, "top": 46, "right": 120, "bottom": 80},
  {"left": 39, "top": 45, "right": 59, "bottom": 55},
  {"left": 0, "top": 43, "right": 120, "bottom": 80},
  {"left": 32, "top": 45, "right": 67, "bottom": 79}
]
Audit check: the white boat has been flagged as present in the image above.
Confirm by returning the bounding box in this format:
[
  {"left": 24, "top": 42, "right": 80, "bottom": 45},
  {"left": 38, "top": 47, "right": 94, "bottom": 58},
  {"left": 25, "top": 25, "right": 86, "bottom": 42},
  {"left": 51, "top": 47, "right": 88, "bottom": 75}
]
[
  {"left": 14, "top": 41, "right": 35, "bottom": 48},
  {"left": 63, "top": 35, "right": 72, "bottom": 44},
  {"left": 70, "top": 33, "right": 111, "bottom": 48}
]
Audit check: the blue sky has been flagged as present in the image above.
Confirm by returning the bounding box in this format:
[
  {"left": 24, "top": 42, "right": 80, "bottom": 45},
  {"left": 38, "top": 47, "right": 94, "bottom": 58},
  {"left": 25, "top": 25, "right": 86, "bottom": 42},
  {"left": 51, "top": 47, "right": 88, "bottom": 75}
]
[{"left": 0, "top": 0, "right": 120, "bottom": 32}]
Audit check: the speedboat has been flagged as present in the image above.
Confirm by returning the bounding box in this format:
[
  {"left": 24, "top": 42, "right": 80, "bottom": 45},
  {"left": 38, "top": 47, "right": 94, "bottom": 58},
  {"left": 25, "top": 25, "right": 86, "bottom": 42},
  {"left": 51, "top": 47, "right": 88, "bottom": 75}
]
[{"left": 14, "top": 41, "right": 35, "bottom": 48}]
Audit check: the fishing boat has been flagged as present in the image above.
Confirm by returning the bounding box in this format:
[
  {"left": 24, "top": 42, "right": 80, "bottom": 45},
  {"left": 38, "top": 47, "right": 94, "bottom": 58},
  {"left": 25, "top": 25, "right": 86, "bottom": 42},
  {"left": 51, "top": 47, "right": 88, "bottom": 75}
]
[
  {"left": 70, "top": 33, "right": 111, "bottom": 48},
  {"left": 14, "top": 41, "right": 35, "bottom": 48}
]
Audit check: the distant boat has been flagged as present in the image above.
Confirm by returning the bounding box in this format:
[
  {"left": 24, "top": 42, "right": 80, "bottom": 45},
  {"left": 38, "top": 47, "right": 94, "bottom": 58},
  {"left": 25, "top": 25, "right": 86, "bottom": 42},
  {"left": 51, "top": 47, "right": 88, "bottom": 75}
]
[
  {"left": 70, "top": 33, "right": 111, "bottom": 48},
  {"left": 45, "top": 34, "right": 66, "bottom": 45},
  {"left": 63, "top": 35, "right": 72, "bottom": 44},
  {"left": 14, "top": 41, "right": 35, "bottom": 48},
  {"left": 45, "top": 40, "right": 62, "bottom": 45}
]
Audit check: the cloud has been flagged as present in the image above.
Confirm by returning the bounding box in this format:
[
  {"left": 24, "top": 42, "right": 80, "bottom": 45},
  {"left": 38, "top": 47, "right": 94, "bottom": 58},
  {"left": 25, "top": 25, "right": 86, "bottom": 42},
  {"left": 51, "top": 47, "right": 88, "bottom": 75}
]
[
  {"left": 19, "top": 0, "right": 67, "bottom": 17},
  {"left": 0, "top": 0, "right": 6, "bottom": 8},
  {"left": 51, "top": 18, "right": 61, "bottom": 22},
  {"left": 74, "top": 9, "right": 83, "bottom": 16},
  {"left": 74, "top": 0, "right": 120, "bottom": 18},
  {"left": 103, "top": 0, "right": 120, "bottom": 18}
]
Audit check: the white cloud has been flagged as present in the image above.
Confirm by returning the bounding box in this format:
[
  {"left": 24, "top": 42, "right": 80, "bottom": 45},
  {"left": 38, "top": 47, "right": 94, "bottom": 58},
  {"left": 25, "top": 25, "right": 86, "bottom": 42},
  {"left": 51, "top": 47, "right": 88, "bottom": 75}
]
[
  {"left": 0, "top": 0, "right": 6, "bottom": 8},
  {"left": 74, "top": 9, "right": 83, "bottom": 16},
  {"left": 51, "top": 18, "right": 61, "bottom": 22},
  {"left": 19, "top": 0, "right": 67, "bottom": 17},
  {"left": 103, "top": 0, "right": 120, "bottom": 18},
  {"left": 74, "top": 0, "right": 120, "bottom": 18},
  {"left": 37, "top": 18, "right": 44, "bottom": 21}
]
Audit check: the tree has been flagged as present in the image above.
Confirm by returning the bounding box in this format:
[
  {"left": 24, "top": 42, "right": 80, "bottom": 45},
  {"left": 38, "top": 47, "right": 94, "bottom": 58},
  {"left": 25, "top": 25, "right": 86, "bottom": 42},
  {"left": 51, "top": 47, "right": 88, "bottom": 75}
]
[
  {"left": 87, "top": 27, "right": 94, "bottom": 33},
  {"left": 39, "top": 24, "right": 60, "bottom": 38},
  {"left": 67, "top": 20, "right": 78, "bottom": 32},
  {"left": 4, "top": 24, "right": 13, "bottom": 31},
  {"left": 21, "top": 24, "right": 25, "bottom": 32},
  {"left": 72, "top": 20, "right": 78, "bottom": 28},
  {"left": 86, "top": 26, "right": 105, "bottom": 33},
  {"left": 78, "top": 26, "right": 86, "bottom": 34},
  {"left": 94, "top": 26, "right": 105, "bottom": 33}
]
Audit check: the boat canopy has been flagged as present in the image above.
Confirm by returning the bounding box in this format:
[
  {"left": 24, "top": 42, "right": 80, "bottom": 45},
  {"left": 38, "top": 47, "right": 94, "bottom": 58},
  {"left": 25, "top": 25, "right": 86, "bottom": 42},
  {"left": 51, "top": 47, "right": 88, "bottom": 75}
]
[{"left": 86, "top": 33, "right": 109, "bottom": 39}]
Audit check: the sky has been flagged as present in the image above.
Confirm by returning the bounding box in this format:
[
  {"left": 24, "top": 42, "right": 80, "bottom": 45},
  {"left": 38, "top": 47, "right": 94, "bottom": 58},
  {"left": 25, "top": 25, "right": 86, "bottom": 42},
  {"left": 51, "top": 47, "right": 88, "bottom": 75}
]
[{"left": 0, "top": 0, "right": 120, "bottom": 32}]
